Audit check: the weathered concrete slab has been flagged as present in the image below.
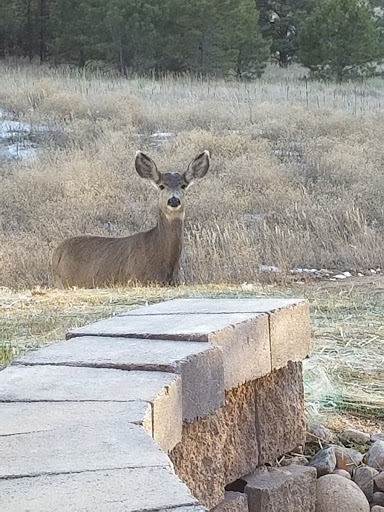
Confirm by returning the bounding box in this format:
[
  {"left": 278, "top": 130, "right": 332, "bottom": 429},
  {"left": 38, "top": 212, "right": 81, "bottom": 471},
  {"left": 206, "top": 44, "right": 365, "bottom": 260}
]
[
  {"left": 67, "top": 313, "right": 271, "bottom": 390},
  {"left": 0, "top": 401, "right": 152, "bottom": 437},
  {"left": 255, "top": 361, "right": 307, "bottom": 465},
  {"left": 67, "top": 312, "right": 260, "bottom": 342},
  {"left": 244, "top": 465, "right": 317, "bottom": 512},
  {"left": 119, "top": 298, "right": 305, "bottom": 316},
  {"left": 270, "top": 301, "right": 311, "bottom": 370},
  {"left": 0, "top": 365, "right": 182, "bottom": 452},
  {"left": 212, "top": 491, "right": 248, "bottom": 512},
  {"left": 0, "top": 467, "right": 199, "bottom": 512},
  {"left": 0, "top": 421, "right": 171, "bottom": 479},
  {"left": 14, "top": 336, "right": 225, "bottom": 422}
]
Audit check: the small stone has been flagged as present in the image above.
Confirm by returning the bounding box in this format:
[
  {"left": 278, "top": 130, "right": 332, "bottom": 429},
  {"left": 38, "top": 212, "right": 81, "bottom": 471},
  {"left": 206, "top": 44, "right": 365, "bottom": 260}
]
[
  {"left": 245, "top": 465, "right": 316, "bottom": 512},
  {"left": 343, "top": 428, "right": 371, "bottom": 445},
  {"left": 366, "top": 441, "right": 384, "bottom": 472},
  {"left": 373, "top": 492, "right": 384, "bottom": 506},
  {"left": 372, "top": 433, "right": 384, "bottom": 443},
  {"left": 333, "top": 445, "right": 364, "bottom": 475},
  {"left": 332, "top": 469, "right": 351, "bottom": 479},
  {"left": 353, "top": 466, "right": 378, "bottom": 502},
  {"left": 375, "top": 471, "right": 384, "bottom": 492},
  {"left": 211, "top": 491, "right": 248, "bottom": 512},
  {"left": 372, "top": 506, "right": 384, "bottom": 512},
  {"left": 316, "top": 474, "right": 370, "bottom": 512},
  {"left": 307, "top": 423, "right": 334, "bottom": 444},
  {"left": 309, "top": 447, "right": 336, "bottom": 477}
]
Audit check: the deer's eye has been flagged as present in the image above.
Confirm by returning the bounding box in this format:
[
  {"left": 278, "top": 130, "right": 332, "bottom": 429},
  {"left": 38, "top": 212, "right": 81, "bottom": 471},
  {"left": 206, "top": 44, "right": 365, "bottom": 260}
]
[{"left": 159, "top": 185, "right": 165, "bottom": 190}]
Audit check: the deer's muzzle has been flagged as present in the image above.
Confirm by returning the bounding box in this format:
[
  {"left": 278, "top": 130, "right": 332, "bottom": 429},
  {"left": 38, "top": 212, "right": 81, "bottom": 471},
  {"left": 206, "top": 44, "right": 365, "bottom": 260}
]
[{"left": 167, "top": 197, "right": 181, "bottom": 208}]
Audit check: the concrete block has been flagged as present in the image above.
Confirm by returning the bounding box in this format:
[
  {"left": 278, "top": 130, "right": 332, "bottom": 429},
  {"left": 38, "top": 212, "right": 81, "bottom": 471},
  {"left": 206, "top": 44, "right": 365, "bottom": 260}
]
[
  {"left": 67, "top": 311, "right": 261, "bottom": 342},
  {"left": 67, "top": 312, "right": 271, "bottom": 391},
  {"left": 269, "top": 301, "right": 311, "bottom": 370},
  {"left": 119, "top": 298, "right": 306, "bottom": 316},
  {"left": 244, "top": 465, "right": 317, "bottom": 512},
  {"left": 170, "top": 381, "right": 259, "bottom": 509},
  {"left": 255, "top": 361, "right": 307, "bottom": 465},
  {"left": 0, "top": 365, "right": 182, "bottom": 452},
  {"left": 0, "top": 467, "right": 198, "bottom": 512},
  {"left": 0, "top": 421, "right": 171, "bottom": 479},
  {"left": 208, "top": 315, "right": 270, "bottom": 389},
  {"left": 14, "top": 336, "right": 225, "bottom": 422},
  {"left": 212, "top": 491, "right": 248, "bottom": 512},
  {"left": 0, "top": 401, "right": 152, "bottom": 437}
]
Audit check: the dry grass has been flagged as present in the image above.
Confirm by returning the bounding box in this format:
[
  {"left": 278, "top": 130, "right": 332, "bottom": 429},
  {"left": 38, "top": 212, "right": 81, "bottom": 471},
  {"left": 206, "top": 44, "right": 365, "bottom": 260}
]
[
  {"left": 1, "top": 63, "right": 384, "bottom": 288},
  {"left": 1, "top": 278, "right": 383, "bottom": 426}
]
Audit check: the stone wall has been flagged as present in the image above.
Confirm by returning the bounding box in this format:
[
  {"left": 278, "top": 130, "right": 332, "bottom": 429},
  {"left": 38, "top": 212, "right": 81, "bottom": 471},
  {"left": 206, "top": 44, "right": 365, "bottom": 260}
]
[{"left": 0, "top": 298, "right": 311, "bottom": 511}]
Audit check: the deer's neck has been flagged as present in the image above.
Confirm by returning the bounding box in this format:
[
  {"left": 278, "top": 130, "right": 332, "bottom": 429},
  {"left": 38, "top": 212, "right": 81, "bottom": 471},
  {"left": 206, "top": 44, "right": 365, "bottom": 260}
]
[{"left": 154, "top": 210, "right": 184, "bottom": 268}]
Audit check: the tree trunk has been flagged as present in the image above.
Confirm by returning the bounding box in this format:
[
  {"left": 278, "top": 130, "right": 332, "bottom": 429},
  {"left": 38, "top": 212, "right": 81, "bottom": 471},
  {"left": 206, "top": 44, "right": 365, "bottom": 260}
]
[
  {"left": 39, "top": 0, "right": 49, "bottom": 62},
  {"left": 25, "top": 0, "right": 33, "bottom": 60}
]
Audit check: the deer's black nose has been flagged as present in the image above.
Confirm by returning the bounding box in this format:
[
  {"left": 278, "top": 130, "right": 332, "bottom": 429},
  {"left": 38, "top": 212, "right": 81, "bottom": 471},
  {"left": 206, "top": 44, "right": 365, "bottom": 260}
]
[{"left": 167, "top": 197, "right": 181, "bottom": 208}]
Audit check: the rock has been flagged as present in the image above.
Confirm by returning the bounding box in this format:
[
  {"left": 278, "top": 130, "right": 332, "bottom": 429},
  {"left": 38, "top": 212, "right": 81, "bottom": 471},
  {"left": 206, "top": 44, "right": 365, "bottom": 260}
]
[
  {"left": 280, "top": 455, "right": 309, "bottom": 467},
  {"left": 353, "top": 466, "right": 378, "bottom": 502},
  {"left": 332, "top": 469, "right": 351, "bottom": 479},
  {"left": 309, "top": 447, "right": 336, "bottom": 477},
  {"left": 211, "top": 491, "right": 248, "bottom": 512},
  {"left": 372, "top": 506, "right": 384, "bottom": 512},
  {"left": 307, "top": 423, "right": 334, "bottom": 444},
  {"left": 375, "top": 471, "right": 384, "bottom": 492},
  {"left": 245, "top": 465, "right": 317, "bottom": 512},
  {"left": 366, "top": 441, "right": 384, "bottom": 472},
  {"left": 316, "top": 474, "right": 370, "bottom": 512},
  {"left": 343, "top": 428, "right": 370, "bottom": 445},
  {"left": 373, "top": 492, "right": 384, "bottom": 506},
  {"left": 333, "top": 445, "right": 364, "bottom": 474},
  {"left": 372, "top": 433, "right": 384, "bottom": 443}
]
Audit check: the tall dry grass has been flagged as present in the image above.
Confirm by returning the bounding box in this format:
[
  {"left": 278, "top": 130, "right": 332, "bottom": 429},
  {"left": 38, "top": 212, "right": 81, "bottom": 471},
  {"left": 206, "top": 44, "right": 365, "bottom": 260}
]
[{"left": 1, "top": 62, "right": 384, "bottom": 288}]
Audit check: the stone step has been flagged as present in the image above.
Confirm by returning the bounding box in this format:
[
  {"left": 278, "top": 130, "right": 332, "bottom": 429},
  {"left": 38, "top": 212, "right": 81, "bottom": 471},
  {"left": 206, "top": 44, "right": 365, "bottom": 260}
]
[
  {"left": 0, "top": 467, "right": 200, "bottom": 512},
  {"left": 14, "top": 336, "right": 225, "bottom": 423},
  {"left": 0, "top": 365, "right": 181, "bottom": 452},
  {"left": 1, "top": 412, "right": 169, "bottom": 479},
  {"left": 118, "top": 297, "right": 304, "bottom": 316}
]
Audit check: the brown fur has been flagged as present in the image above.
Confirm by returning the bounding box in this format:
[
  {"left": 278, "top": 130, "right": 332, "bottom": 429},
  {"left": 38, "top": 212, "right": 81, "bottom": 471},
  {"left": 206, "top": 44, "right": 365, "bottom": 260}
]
[{"left": 51, "top": 151, "right": 210, "bottom": 288}]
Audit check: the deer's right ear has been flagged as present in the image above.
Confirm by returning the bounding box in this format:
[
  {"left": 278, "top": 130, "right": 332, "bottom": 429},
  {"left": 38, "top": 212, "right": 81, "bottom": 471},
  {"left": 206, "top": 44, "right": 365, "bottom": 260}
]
[{"left": 135, "top": 151, "right": 161, "bottom": 183}]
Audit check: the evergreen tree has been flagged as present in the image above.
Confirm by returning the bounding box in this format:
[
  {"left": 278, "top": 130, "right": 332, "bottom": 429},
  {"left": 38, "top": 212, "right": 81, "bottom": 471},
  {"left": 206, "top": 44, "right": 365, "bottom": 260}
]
[
  {"left": 50, "top": 0, "right": 104, "bottom": 66},
  {"left": 158, "top": 0, "right": 269, "bottom": 76},
  {"left": 256, "top": 0, "right": 315, "bottom": 67},
  {"left": 299, "top": 0, "right": 382, "bottom": 81},
  {"left": 103, "top": 0, "right": 161, "bottom": 73},
  {"left": 0, "top": 2, "right": 18, "bottom": 57}
]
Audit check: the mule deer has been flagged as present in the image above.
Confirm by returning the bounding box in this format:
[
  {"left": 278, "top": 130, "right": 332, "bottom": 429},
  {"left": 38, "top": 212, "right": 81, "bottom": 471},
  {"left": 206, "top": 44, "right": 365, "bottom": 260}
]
[{"left": 51, "top": 150, "right": 210, "bottom": 288}]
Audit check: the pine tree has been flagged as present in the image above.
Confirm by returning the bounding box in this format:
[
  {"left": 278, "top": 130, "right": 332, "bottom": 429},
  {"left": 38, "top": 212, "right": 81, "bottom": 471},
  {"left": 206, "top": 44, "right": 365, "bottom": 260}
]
[
  {"left": 299, "top": 0, "right": 382, "bottom": 81},
  {"left": 256, "top": 0, "right": 314, "bottom": 67},
  {"left": 157, "top": 0, "right": 269, "bottom": 76}
]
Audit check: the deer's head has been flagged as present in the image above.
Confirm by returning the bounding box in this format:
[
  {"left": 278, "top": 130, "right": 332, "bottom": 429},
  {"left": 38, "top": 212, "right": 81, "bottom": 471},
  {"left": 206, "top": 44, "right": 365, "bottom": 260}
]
[{"left": 135, "top": 150, "right": 210, "bottom": 219}]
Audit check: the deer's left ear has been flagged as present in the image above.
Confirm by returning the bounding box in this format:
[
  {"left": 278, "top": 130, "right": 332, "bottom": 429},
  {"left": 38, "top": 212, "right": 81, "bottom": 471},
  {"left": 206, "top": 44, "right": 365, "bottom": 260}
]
[{"left": 183, "top": 150, "right": 210, "bottom": 185}]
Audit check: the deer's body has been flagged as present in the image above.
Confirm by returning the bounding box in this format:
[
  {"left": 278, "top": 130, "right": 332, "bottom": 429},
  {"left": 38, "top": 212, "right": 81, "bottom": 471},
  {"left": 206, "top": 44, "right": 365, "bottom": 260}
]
[{"left": 51, "top": 151, "right": 210, "bottom": 288}]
